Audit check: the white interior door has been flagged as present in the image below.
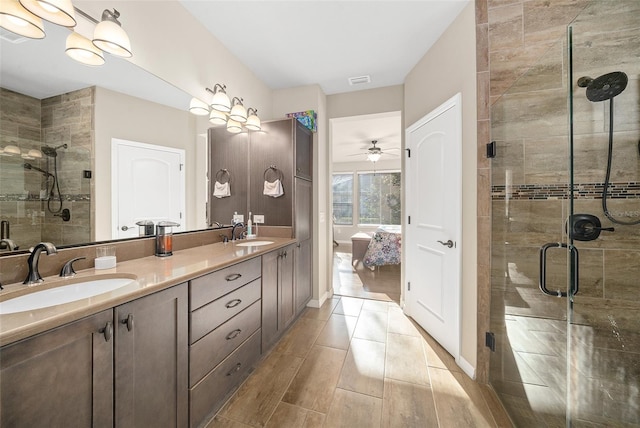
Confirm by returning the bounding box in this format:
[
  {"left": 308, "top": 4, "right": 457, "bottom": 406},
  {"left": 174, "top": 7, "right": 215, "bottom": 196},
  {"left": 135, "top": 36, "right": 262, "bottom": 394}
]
[
  {"left": 405, "top": 93, "right": 462, "bottom": 360},
  {"left": 112, "top": 139, "right": 185, "bottom": 239}
]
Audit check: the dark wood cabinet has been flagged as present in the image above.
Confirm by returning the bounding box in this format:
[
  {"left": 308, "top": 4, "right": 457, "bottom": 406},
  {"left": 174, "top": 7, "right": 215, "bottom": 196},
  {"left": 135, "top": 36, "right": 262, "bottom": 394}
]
[
  {"left": 0, "top": 309, "right": 114, "bottom": 428},
  {"left": 115, "top": 283, "right": 189, "bottom": 428},
  {"left": 261, "top": 244, "right": 295, "bottom": 351},
  {"left": 295, "top": 238, "right": 313, "bottom": 313},
  {"left": 294, "top": 121, "right": 313, "bottom": 180}
]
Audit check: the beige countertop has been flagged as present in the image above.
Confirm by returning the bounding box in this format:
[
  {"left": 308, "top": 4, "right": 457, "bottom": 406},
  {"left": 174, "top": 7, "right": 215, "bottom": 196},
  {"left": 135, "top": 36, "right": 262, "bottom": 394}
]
[{"left": 0, "top": 237, "right": 295, "bottom": 346}]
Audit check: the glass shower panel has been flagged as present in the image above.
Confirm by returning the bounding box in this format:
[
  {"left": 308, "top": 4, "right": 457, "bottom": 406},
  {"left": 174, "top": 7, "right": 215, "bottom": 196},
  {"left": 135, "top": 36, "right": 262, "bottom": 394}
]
[
  {"left": 489, "top": 35, "right": 571, "bottom": 426},
  {"left": 568, "top": 1, "right": 640, "bottom": 426}
]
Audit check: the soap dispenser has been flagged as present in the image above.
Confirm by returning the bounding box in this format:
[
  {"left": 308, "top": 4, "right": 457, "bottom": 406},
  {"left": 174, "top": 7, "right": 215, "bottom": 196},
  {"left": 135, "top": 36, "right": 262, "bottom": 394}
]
[{"left": 155, "top": 221, "right": 180, "bottom": 257}]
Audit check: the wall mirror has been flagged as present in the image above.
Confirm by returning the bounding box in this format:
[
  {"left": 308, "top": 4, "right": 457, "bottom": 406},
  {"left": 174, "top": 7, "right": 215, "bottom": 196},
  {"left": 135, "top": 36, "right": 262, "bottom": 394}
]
[{"left": 0, "top": 20, "right": 207, "bottom": 255}]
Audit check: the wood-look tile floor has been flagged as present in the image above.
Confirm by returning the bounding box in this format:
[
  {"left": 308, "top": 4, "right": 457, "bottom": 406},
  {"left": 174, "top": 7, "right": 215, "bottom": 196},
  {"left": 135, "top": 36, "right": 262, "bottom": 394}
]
[{"left": 209, "top": 298, "right": 513, "bottom": 427}]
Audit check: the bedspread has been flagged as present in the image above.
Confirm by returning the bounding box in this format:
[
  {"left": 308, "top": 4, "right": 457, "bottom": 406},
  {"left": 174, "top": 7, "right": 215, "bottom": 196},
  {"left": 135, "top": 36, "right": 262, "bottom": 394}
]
[{"left": 363, "top": 231, "right": 401, "bottom": 268}]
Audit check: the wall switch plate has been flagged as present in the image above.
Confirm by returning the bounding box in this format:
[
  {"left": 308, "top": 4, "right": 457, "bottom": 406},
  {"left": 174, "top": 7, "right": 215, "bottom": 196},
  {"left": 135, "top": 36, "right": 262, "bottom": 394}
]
[
  {"left": 233, "top": 214, "right": 244, "bottom": 223},
  {"left": 253, "top": 214, "right": 264, "bottom": 224}
]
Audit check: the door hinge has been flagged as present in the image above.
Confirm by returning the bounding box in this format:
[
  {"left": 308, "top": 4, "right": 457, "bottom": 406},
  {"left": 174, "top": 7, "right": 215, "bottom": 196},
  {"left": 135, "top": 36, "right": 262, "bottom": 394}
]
[
  {"left": 405, "top": 148, "right": 411, "bottom": 157},
  {"left": 180, "top": 212, "right": 183, "bottom": 219},
  {"left": 408, "top": 215, "right": 411, "bottom": 224},
  {"left": 407, "top": 282, "right": 411, "bottom": 291},
  {"left": 486, "top": 141, "right": 496, "bottom": 158},
  {"left": 485, "top": 332, "right": 496, "bottom": 352},
  {"left": 180, "top": 163, "right": 184, "bottom": 171}
]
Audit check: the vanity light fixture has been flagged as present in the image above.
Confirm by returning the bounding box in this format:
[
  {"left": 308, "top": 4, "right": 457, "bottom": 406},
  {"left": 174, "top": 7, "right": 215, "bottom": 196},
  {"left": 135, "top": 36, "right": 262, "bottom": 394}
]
[
  {"left": 92, "top": 9, "right": 132, "bottom": 58},
  {"left": 189, "top": 98, "right": 210, "bottom": 116},
  {"left": 2, "top": 145, "right": 21, "bottom": 155},
  {"left": 65, "top": 31, "right": 105, "bottom": 66},
  {"left": 229, "top": 97, "right": 247, "bottom": 123},
  {"left": 27, "top": 149, "right": 43, "bottom": 159},
  {"left": 0, "top": 0, "right": 45, "bottom": 39},
  {"left": 208, "top": 84, "right": 231, "bottom": 113},
  {"left": 19, "top": 0, "right": 76, "bottom": 27},
  {"left": 226, "top": 119, "right": 243, "bottom": 134},
  {"left": 209, "top": 109, "right": 227, "bottom": 126},
  {"left": 244, "top": 108, "right": 261, "bottom": 131}
]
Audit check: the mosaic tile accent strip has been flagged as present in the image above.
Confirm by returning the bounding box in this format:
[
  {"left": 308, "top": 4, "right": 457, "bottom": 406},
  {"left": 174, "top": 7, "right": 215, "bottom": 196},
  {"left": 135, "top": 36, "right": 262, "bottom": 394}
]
[
  {"left": 492, "top": 182, "right": 640, "bottom": 200},
  {"left": 0, "top": 194, "right": 91, "bottom": 202}
]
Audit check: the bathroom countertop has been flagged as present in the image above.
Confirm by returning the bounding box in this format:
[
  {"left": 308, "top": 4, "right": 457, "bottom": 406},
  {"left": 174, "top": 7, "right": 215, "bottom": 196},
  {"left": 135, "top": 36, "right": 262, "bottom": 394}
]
[{"left": 0, "top": 237, "right": 295, "bottom": 347}]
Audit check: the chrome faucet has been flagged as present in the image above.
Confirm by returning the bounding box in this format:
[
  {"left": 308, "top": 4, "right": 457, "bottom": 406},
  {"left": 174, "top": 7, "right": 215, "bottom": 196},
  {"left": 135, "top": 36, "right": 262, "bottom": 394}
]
[
  {"left": 24, "top": 242, "right": 57, "bottom": 285},
  {"left": 231, "top": 222, "right": 245, "bottom": 241},
  {"left": 0, "top": 238, "right": 17, "bottom": 251}
]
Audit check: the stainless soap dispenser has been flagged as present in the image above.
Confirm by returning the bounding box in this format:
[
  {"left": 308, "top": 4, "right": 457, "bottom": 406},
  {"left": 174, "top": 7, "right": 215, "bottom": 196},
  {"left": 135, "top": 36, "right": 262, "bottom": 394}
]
[{"left": 155, "top": 221, "right": 180, "bottom": 257}]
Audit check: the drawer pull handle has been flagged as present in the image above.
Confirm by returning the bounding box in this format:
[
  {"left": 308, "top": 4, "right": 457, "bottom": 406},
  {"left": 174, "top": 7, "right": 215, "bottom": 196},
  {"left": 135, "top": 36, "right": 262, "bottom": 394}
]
[
  {"left": 226, "top": 363, "right": 242, "bottom": 376},
  {"left": 121, "top": 314, "right": 134, "bottom": 332},
  {"left": 225, "top": 299, "right": 242, "bottom": 308},
  {"left": 225, "top": 273, "right": 242, "bottom": 281},
  {"left": 100, "top": 321, "right": 113, "bottom": 342},
  {"left": 226, "top": 329, "right": 242, "bottom": 340}
]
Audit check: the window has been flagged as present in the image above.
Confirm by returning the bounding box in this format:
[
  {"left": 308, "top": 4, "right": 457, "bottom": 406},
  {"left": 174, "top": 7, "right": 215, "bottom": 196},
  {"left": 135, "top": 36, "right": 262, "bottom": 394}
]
[
  {"left": 358, "top": 172, "right": 401, "bottom": 225},
  {"left": 332, "top": 174, "right": 353, "bottom": 225}
]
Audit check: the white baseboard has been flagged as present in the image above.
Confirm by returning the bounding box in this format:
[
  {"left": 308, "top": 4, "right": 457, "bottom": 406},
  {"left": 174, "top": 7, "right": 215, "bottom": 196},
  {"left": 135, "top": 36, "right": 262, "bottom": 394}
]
[
  {"left": 456, "top": 355, "right": 476, "bottom": 380},
  {"left": 307, "top": 290, "right": 329, "bottom": 309}
]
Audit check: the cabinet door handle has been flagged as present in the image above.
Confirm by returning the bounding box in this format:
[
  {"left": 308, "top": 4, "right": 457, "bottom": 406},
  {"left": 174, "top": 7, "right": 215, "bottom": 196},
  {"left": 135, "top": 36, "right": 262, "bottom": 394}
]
[
  {"left": 100, "top": 321, "right": 113, "bottom": 342},
  {"left": 225, "top": 299, "right": 242, "bottom": 309},
  {"left": 226, "top": 363, "right": 242, "bottom": 376},
  {"left": 226, "top": 329, "right": 242, "bottom": 340},
  {"left": 225, "top": 273, "right": 242, "bottom": 282},
  {"left": 121, "top": 314, "right": 134, "bottom": 331}
]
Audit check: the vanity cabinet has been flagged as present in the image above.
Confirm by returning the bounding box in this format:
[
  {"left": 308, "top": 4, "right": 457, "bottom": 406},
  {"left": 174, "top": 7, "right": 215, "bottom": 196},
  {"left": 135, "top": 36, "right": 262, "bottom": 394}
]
[
  {"left": 262, "top": 244, "right": 295, "bottom": 351},
  {"left": 188, "top": 257, "right": 263, "bottom": 428},
  {"left": 0, "top": 310, "right": 114, "bottom": 428},
  {"left": 0, "top": 284, "right": 188, "bottom": 428},
  {"left": 115, "top": 283, "right": 188, "bottom": 428},
  {"left": 295, "top": 238, "right": 313, "bottom": 313}
]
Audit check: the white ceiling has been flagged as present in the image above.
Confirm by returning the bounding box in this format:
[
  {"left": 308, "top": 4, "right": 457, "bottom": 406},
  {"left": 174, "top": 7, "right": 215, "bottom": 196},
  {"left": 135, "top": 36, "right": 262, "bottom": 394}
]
[{"left": 331, "top": 111, "right": 402, "bottom": 163}]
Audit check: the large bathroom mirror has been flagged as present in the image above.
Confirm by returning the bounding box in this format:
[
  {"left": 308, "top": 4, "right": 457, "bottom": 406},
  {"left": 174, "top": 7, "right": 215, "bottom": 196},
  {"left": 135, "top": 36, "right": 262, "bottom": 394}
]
[{"left": 0, "top": 21, "right": 209, "bottom": 255}]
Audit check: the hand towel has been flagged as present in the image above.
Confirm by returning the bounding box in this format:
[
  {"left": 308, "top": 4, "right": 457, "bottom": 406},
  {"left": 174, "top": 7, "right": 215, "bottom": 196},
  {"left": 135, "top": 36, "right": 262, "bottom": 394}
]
[
  {"left": 213, "top": 181, "right": 231, "bottom": 198},
  {"left": 263, "top": 179, "right": 284, "bottom": 198}
]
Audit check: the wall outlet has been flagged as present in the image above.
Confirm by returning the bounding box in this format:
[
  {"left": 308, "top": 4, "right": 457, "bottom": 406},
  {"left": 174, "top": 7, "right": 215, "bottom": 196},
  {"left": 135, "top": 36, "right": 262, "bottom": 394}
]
[
  {"left": 233, "top": 214, "right": 244, "bottom": 223},
  {"left": 253, "top": 214, "right": 265, "bottom": 224}
]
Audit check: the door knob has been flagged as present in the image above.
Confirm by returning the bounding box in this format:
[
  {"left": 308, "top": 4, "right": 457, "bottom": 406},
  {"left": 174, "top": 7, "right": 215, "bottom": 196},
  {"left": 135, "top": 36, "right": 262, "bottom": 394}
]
[
  {"left": 437, "top": 240, "right": 454, "bottom": 248},
  {"left": 121, "top": 225, "right": 135, "bottom": 231}
]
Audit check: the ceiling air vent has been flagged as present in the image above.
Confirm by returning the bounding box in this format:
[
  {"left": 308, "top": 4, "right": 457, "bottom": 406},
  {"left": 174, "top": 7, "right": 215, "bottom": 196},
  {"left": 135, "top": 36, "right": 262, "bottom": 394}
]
[
  {"left": 0, "top": 28, "right": 29, "bottom": 44},
  {"left": 348, "top": 75, "right": 371, "bottom": 86}
]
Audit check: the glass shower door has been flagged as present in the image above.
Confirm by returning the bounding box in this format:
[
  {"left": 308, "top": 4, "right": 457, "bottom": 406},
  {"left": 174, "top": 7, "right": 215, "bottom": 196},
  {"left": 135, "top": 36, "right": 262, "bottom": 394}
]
[{"left": 567, "top": 2, "right": 640, "bottom": 425}]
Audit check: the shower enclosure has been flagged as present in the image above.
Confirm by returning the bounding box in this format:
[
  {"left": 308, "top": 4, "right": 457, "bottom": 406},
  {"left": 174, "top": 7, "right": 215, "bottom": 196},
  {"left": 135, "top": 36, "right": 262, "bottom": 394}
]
[{"left": 489, "top": 1, "right": 639, "bottom": 426}]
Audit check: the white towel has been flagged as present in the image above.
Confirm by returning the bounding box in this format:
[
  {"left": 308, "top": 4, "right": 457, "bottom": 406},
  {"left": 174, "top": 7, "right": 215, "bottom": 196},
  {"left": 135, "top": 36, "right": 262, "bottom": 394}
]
[
  {"left": 213, "top": 181, "right": 231, "bottom": 198},
  {"left": 263, "top": 179, "right": 284, "bottom": 198}
]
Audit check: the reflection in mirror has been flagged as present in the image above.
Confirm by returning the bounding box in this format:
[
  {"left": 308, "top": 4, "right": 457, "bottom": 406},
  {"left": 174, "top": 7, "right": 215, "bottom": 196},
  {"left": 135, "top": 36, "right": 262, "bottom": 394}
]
[{"left": 0, "top": 20, "right": 195, "bottom": 254}]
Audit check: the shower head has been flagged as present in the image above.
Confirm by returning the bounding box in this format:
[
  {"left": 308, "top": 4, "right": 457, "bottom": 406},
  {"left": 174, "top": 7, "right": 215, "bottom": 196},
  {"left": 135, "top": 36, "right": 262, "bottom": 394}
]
[
  {"left": 41, "top": 144, "right": 68, "bottom": 157},
  {"left": 579, "top": 71, "right": 628, "bottom": 102},
  {"left": 24, "top": 163, "right": 53, "bottom": 177}
]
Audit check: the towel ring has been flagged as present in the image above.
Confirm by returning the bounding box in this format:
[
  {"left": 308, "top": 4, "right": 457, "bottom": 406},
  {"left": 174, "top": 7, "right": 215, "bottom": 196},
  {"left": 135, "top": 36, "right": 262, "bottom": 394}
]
[
  {"left": 215, "top": 169, "right": 231, "bottom": 184},
  {"left": 263, "top": 166, "right": 283, "bottom": 182}
]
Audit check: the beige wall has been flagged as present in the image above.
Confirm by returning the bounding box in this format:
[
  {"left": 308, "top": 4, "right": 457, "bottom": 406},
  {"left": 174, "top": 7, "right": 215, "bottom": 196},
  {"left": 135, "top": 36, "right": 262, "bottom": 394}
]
[
  {"left": 94, "top": 87, "right": 200, "bottom": 240},
  {"left": 404, "top": 3, "right": 478, "bottom": 372}
]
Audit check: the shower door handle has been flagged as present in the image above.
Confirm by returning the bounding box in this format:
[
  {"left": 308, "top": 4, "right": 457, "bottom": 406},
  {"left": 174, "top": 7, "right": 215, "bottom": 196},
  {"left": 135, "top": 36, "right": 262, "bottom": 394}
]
[{"left": 539, "top": 243, "right": 579, "bottom": 297}]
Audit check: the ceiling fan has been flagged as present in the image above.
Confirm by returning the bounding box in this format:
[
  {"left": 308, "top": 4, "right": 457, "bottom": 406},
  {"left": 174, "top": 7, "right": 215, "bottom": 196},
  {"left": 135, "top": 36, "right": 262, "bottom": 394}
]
[{"left": 349, "top": 140, "right": 400, "bottom": 163}]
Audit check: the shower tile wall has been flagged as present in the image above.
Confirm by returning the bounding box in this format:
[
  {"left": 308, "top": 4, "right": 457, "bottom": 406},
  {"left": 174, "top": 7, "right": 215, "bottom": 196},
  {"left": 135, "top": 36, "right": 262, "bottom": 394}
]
[
  {"left": 0, "top": 87, "right": 92, "bottom": 251},
  {"left": 486, "top": 0, "right": 640, "bottom": 426}
]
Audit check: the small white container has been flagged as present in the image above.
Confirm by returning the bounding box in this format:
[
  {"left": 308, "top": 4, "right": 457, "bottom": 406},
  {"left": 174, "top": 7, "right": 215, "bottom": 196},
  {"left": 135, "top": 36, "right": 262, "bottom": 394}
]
[
  {"left": 95, "top": 256, "right": 117, "bottom": 270},
  {"left": 246, "top": 234, "right": 257, "bottom": 240}
]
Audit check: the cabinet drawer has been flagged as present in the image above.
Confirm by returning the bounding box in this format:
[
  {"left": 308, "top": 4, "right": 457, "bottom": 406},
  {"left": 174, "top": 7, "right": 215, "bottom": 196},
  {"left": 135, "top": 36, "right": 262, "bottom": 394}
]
[
  {"left": 190, "top": 300, "right": 261, "bottom": 386},
  {"left": 190, "top": 257, "right": 261, "bottom": 310},
  {"left": 189, "top": 330, "right": 261, "bottom": 428},
  {"left": 190, "top": 278, "right": 261, "bottom": 343}
]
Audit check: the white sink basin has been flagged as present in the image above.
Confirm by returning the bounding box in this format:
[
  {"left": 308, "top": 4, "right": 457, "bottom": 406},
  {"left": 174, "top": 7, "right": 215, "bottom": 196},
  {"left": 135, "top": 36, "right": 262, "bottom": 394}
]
[
  {"left": 0, "top": 278, "right": 136, "bottom": 315},
  {"left": 235, "top": 240, "right": 274, "bottom": 247}
]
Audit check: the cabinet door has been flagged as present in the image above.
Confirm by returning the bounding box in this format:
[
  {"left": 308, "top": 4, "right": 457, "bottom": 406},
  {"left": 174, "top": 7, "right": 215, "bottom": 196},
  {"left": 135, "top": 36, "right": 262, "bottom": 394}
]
[
  {"left": 294, "top": 177, "right": 312, "bottom": 240},
  {"left": 295, "top": 239, "right": 313, "bottom": 313},
  {"left": 261, "top": 249, "right": 279, "bottom": 351},
  {"left": 115, "top": 283, "right": 188, "bottom": 428},
  {"left": 249, "top": 119, "right": 294, "bottom": 226},
  {"left": 294, "top": 120, "right": 313, "bottom": 180},
  {"left": 279, "top": 244, "right": 296, "bottom": 330},
  {"left": 208, "top": 127, "right": 249, "bottom": 226},
  {"left": 1, "top": 310, "right": 114, "bottom": 428}
]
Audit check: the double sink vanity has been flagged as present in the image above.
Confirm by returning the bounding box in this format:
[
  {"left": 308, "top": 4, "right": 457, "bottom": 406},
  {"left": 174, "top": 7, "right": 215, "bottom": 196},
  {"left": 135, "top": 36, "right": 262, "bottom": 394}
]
[{"left": 0, "top": 236, "right": 309, "bottom": 428}]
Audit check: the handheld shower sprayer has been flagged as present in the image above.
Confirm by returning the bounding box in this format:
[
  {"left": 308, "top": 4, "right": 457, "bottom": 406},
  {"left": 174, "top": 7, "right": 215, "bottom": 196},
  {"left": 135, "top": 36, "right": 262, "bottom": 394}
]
[{"left": 23, "top": 163, "right": 53, "bottom": 178}]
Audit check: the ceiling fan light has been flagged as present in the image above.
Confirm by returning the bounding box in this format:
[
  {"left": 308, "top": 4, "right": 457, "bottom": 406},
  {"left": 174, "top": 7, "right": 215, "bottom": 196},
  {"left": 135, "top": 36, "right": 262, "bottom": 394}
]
[
  {"left": 367, "top": 152, "right": 381, "bottom": 163},
  {"left": 244, "top": 108, "right": 261, "bottom": 131},
  {"left": 0, "top": 0, "right": 45, "bottom": 39},
  {"left": 226, "top": 119, "right": 242, "bottom": 134},
  {"left": 93, "top": 9, "right": 132, "bottom": 58},
  {"left": 19, "top": 0, "right": 76, "bottom": 27},
  {"left": 209, "top": 109, "right": 227, "bottom": 125},
  {"left": 189, "top": 98, "right": 209, "bottom": 116},
  {"left": 66, "top": 31, "right": 105, "bottom": 66}
]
